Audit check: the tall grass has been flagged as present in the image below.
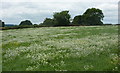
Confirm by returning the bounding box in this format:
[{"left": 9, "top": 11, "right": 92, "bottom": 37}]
[{"left": 2, "top": 26, "right": 118, "bottom": 71}]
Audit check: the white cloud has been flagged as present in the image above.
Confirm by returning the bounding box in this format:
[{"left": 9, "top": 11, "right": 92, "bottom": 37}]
[
  {"left": 1, "top": 0, "right": 119, "bottom": 2},
  {"left": 0, "top": 0, "right": 119, "bottom": 24},
  {"left": 96, "top": 3, "right": 118, "bottom": 11}
]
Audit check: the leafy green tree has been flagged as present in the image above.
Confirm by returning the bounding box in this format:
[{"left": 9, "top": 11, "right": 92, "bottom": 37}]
[
  {"left": 0, "top": 20, "right": 5, "bottom": 27},
  {"left": 82, "top": 8, "right": 104, "bottom": 25},
  {"left": 42, "top": 18, "right": 56, "bottom": 26},
  {"left": 19, "top": 20, "right": 32, "bottom": 26},
  {"left": 53, "top": 11, "right": 71, "bottom": 26},
  {"left": 2, "top": 22, "right": 5, "bottom": 27},
  {"left": 72, "top": 15, "right": 82, "bottom": 25}
]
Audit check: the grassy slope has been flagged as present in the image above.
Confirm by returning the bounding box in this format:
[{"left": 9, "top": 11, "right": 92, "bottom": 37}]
[
  {"left": 2, "top": 26, "right": 118, "bottom": 71},
  {"left": 0, "top": 31, "right": 2, "bottom": 72}
]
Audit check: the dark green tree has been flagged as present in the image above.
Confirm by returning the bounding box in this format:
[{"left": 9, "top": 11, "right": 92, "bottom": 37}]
[
  {"left": 0, "top": 20, "right": 5, "bottom": 27},
  {"left": 53, "top": 11, "right": 71, "bottom": 26},
  {"left": 19, "top": 20, "right": 32, "bottom": 26},
  {"left": 82, "top": 8, "right": 104, "bottom": 25},
  {"left": 72, "top": 15, "right": 82, "bottom": 25},
  {"left": 42, "top": 18, "right": 56, "bottom": 26},
  {"left": 2, "top": 22, "right": 5, "bottom": 27}
]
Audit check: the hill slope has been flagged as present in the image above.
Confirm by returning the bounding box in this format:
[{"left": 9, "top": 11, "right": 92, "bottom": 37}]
[{"left": 2, "top": 26, "right": 118, "bottom": 71}]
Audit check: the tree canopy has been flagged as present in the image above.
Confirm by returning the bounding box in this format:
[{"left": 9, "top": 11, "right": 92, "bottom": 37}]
[
  {"left": 72, "top": 8, "right": 104, "bottom": 25},
  {"left": 2, "top": 22, "right": 5, "bottom": 27},
  {"left": 53, "top": 11, "right": 71, "bottom": 26},
  {"left": 42, "top": 8, "right": 104, "bottom": 26},
  {"left": 42, "top": 18, "right": 56, "bottom": 26},
  {"left": 83, "top": 8, "right": 104, "bottom": 25},
  {"left": 72, "top": 15, "right": 82, "bottom": 25},
  {"left": 0, "top": 20, "right": 5, "bottom": 27},
  {"left": 19, "top": 20, "right": 33, "bottom": 26}
]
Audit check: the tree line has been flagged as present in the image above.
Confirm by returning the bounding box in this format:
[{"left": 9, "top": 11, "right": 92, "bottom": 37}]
[
  {"left": 19, "top": 8, "right": 104, "bottom": 27},
  {"left": 1, "top": 8, "right": 105, "bottom": 30}
]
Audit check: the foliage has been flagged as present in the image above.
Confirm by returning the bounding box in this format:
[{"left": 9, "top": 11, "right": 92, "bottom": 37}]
[
  {"left": 19, "top": 20, "right": 33, "bottom": 26},
  {"left": 72, "top": 8, "right": 104, "bottom": 25},
  {"left": 42, "top": 18, "right": 56, "bottom": 26},
  {"left": 53, "top": 11, "right": 71, "bottom": 26},
  {"left": 72, "top": 15, "right": 83, "bottom": 25},
  {"left": 2, "top": 8, "right": 105, "bottom": 28},
  {"left": 82, "top": 8, "right": 104, "bottom": 25},
  {"left": 0, "top": 20, "right": 5, "bottom": 27},
  {"left": 2, "top": 22, "right": 5, "bottom": 27}
]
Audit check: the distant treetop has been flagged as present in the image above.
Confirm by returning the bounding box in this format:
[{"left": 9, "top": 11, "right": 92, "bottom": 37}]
[
  {"left": 72, "top": 8, "right": 104, "bottom": 25},
  {"left": 19, "top": 20, "right": 33, "bottom": 26}
]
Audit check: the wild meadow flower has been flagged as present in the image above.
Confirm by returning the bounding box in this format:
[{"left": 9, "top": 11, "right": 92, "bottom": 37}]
[{"left": 2, "top": 26, "right": 118, "bottom": 71}]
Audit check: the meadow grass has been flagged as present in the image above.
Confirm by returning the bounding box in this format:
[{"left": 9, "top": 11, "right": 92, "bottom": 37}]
[
  {"left": 0, "top": 50, "right": 1, "bottom": 72},
  {"left": 1, "top": 26, "right": 118, "bottom": 71}
]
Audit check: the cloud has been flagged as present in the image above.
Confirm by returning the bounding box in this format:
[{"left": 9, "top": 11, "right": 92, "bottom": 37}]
[
  {"left": 1, "top": 0, "right": 119, "bottom": 24},
  {"left": 1, "top": 0, "right": 119, "bottom": 2},
  {"left": 96, "top": 3, "right": 118, "bottom": 24}
]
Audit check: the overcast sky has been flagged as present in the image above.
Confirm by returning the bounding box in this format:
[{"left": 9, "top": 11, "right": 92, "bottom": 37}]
[{"left": 0, "top": 0, "right": 119, "bottom": 24}]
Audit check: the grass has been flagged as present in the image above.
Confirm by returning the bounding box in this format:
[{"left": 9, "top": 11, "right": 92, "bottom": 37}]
[
  {"left": 0, "top": 51, "right": 1, "bottom": 72},
  {"left": 1, "top": 26, "right": 118, "bottom": 71}
]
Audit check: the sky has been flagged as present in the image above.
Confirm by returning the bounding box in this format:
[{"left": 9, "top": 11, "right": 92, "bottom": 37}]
[{"left": 0, "top": 0, "right": 119, "bottom": 25}]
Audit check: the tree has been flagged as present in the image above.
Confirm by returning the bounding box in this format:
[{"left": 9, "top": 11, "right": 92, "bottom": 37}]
[
  {"left": 2, "top": 22, "right": 5, "bottom": 27},
  {"left": 82, "top": 8, "right": 104, "bottom": 25},
  {"left": 72, "top": 15, "right": 82, "bottom": 25},
  {"left": 19, "top": 20, "right": 32, "bottom": 26},
  {"left": 0, "top": 20, "right": 5, "bottom": 27},
  {"left": 53, "top": 11, "right": 71, "bottom": 26},
  {"left": 42, "top": 18, "right": 56, "bottom": 26}
]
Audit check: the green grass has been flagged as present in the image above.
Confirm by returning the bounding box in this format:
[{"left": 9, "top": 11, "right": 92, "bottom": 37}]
[
  {"left": 0, "top": 48, "right": 1, "bottom": 72},
  {"left": 1, "top": 26, "right": 118, "bottom": 71}
]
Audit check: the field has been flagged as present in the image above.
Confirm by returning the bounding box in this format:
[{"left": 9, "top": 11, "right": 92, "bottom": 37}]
[
  {"left": 0, "top": 30, "right": 2, "bottom": 72},
  {"left": 1, "top": 26, "right": 118, "bottom": 71}
]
